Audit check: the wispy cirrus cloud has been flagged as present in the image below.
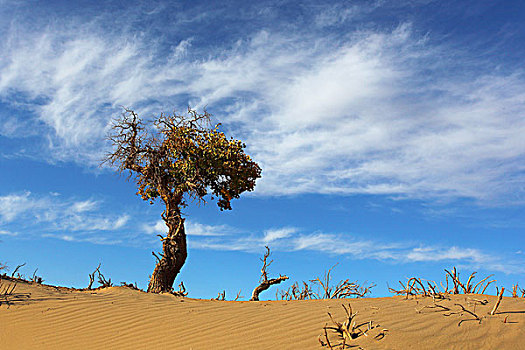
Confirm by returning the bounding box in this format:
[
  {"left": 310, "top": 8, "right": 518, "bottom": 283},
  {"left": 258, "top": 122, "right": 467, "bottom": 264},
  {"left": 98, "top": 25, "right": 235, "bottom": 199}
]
[
  {"left": 189, "top": 223, "right": 525, "bottom": 274},
  {"left": 0, "top": 2, "right": 523, "bottom": 205},
  {"left": 41, "top": 233, "right": 123, "bottom": 245},
  {"left": 142, "top": 220, "right": 230, "bottom": 237},
  {"left": 0, "top": 191, "right": 129, "bottom": 233},
  {"left": 0, "top": 229, "right": 18, "bottom": 236}
]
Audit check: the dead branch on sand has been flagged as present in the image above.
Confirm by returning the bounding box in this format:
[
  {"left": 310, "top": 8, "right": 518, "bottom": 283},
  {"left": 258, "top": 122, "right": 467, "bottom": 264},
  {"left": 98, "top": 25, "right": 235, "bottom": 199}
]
[
  {"left": 171, "top": 281, "right": 188, "bottom": 297},
  {"left": 389, "top": 267, "right": 496, "bottom": 299},
  {"left": 277, "top": 265, "right": 374, "bottom": 301},
  {"left": 311, "top": 264, "right": 375, "bottom": 299},
  {"left": 0, "top": 277, "right": 30, "bottom": 308},
  {"left": 213, "top": 289, "right": 243, "bottom": 301},
  {"left": 278, "top": 281, "right": 314, "bottom": 301},
  {"left": 11, "top": 263, "right": 26, "bottom": 278},
  {"left": 416, "top": 299, "right": 485, "bottom": 327},
  {"left": 87, "top": 264, "right": 113, "bottom": 289},
  {"left": 250, "top": 246, "right": 288, "bottom": 301},
  {"left": 214, "top": 290, "right": 226, "bottom": 301},
  {"left": 454, "top": 303, "right": 482, "bottom": 326},
  {"left": 234, "top": 290, "right": 243, "bottom": 301},
  {"left": 511, "top": 284, "right": 524, "bottom": 298},
  {"left": 30, "top": 269, "right": 44, "bottom": 284},
  {"left": 415, "top": 300, "right": 451, "bottom": 313},
  {"left": 490, "top": 287, "right": 505, "bottom": 315},
  {"left": 320, "top": 304, "right": 382, "bottom": 349},
  {"left": 120, "top": 282, "right": 139, "bottom": 290}
]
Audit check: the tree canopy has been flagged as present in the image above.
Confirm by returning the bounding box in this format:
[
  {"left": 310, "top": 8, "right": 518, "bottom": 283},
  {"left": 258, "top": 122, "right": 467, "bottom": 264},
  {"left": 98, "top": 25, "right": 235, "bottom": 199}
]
[{"left": 106, "top": 108, "right": 261, "bottom": 211}]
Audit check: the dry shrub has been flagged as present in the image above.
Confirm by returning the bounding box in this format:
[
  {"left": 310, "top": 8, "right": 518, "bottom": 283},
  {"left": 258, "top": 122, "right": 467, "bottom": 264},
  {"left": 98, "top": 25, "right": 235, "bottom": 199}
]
[
  {"left": 87, "top": 264, "right": 113, "bottom": 289},
  {"left": 389, "top": 267, "right": 496, "bottom": 298},
  {"left": 319, "top": 304, "right": 385, "bottom": 349},
  {"left": 277, "top": 264, "right": 375, "bottom": 301}
]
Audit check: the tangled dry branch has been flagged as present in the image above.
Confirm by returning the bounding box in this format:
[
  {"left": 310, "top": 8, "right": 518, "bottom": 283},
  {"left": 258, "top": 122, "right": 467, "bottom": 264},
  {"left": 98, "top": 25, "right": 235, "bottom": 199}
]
[
  {"left": 319, "top": 304, "right": 385, "bottom": 349},
  {"left": 87, "top": 264, "right": 113, "bottom": 290},
  {"left": 389, "top": 267, "right": 496, "bottom": 299},
  {"left": 277, "top": 264, "right": 374, "bottom": 301}
]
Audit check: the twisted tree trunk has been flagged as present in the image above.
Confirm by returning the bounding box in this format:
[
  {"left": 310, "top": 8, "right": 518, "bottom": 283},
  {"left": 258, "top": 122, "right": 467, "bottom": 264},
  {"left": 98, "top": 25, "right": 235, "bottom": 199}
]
[{"left": 147, "top": 208, "right": 187, "bottom": 293}]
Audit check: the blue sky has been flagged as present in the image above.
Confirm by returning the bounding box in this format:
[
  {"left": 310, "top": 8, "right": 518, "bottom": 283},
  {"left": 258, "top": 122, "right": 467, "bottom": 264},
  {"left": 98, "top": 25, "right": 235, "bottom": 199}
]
[{"left": 0, "top": 0, "right": 524, "bottom": 299}]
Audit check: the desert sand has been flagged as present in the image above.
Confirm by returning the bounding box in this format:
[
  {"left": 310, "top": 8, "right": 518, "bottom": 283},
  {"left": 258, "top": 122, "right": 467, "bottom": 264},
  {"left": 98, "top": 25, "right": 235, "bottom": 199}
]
[{"left": 1, "top": 278, "right": 525, "bottom": 349}]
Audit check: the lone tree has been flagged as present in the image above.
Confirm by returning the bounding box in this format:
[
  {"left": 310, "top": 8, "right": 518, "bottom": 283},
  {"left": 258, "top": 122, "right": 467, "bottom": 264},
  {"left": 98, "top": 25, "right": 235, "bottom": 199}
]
[{"left": 105, "top": 108, "right": 261, "bottom": 293}]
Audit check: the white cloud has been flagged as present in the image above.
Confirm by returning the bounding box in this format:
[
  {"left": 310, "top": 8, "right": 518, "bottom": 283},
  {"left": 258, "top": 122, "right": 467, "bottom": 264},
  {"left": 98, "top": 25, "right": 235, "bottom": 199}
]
[
  {"left": 185, "top": 221, "right": 229, "bottom": 236},
  {"left": 0, "top": 191, "right": 48, "bottom": 222},
  {"left": 142, "top": 220, "right": 167, "bottom": 235},
  {"left": 0, "top": 8, "right": 523, "bottom": 204},
  {"left": 314, "top": 4, "right": 368, "bottom": 27},
  {"left": 71, "top": 199, "right": 99, "bottom": 213},
  {"left": 0, "top": 229, "right": 18, "bottom": 236},
  {"left": 58, "top": 214, "right": 129, "bottom": 232},
  {"left": 189, "top": 224, "right": 524, "bottom": 274},
  {"left": 142, "top": 220, "right": 229, "bottom": 236},
  {"left": 42, "top": 233, "right": 123, "bottom": 245},
  {"left": 262, "top": 227, "right": 296, "bottom": 243},
  {"left": 405, "top": 246, "right": 486, "bottom": 263},
  {"left": 0, "top": 191, "right": 129, "bottom": 232}
]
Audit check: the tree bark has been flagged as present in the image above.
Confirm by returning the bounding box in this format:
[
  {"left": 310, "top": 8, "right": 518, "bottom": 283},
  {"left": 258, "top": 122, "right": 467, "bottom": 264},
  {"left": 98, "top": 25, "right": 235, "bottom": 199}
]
[{"left": 147, "top": 210, "right": 187, "bottom": 293}]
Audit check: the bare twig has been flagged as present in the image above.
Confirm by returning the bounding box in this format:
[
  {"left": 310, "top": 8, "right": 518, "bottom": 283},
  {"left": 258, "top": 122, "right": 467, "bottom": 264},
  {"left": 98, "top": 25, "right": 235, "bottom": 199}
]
[
  {"left": 87, "top": 264, "right": 113, "bottom": 289},
  {"left": 473, "top": 274, "right": 494, "bottom": 294},
  {"left": 214, "top": 290, "right": 226, "bottom": 301},
  {"left": 389, "top": 267, "right": 497, "bottom": 298},
  {"left": 120, "top": 281, "right": 139, "bottom": 290},
  {"left": 310, "top": 264, "right": 375, "bottom": 299},
  {"left": 171, "top": 281, "right": 188, "bottom": 297},
  {"left": 415, "top": 301, "right": 451, "bottom": 313},
  {"left": 30, "top": 269, "right": 43, "bottom": 284},
  {"left": 11, "top": 263, "right": 26, "bottom": 278},
  {"left": 88, "top": 263, "right": 101, "bottom": 290},
  {"left": 97, "top": 270, "right": 113, "bottom": 288},
  {"left": 278, "top": 281, "right": 314, "bottom": 300},
  {"left": 454, "top": 303, "right": 482, "bottom": 326}
]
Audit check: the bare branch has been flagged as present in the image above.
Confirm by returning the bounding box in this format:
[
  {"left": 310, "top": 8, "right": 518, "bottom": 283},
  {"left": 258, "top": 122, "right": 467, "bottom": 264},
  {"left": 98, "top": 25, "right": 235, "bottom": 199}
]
[
  {"left": 250, "top": 246, "right": 289, "bottom": 301},
  {"left": 171, "top": 281, "right": 188, "bottom": 297},
  {"left": 490, "top": 287, "right": 505, "bottom": 315},
  {"left": 234, "top": 290, "right": 243, "bottom": 301},
  {"left": 87, "top": 263, "right": 101, "bottom": 290},
  {"left": 11, "top": 263, "right": 26, "bottom": 278},
  {"left": 214, "top": 290, "right": 226, "bottom": 301},
  {"left": 310, "top": 264, "right": 374, "bottom": 299}
]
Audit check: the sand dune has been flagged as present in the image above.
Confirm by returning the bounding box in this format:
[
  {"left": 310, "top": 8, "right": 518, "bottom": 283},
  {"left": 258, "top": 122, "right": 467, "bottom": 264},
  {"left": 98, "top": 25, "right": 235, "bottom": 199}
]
[{"left": 1, "top": 278, "right": 524, "bottom": 349}]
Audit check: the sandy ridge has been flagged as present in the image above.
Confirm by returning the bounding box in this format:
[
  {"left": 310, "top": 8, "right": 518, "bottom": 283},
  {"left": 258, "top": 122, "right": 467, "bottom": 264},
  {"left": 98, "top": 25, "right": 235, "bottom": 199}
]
[{"left": 1, "top": 279, "right": 525, "bottom": 349}]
